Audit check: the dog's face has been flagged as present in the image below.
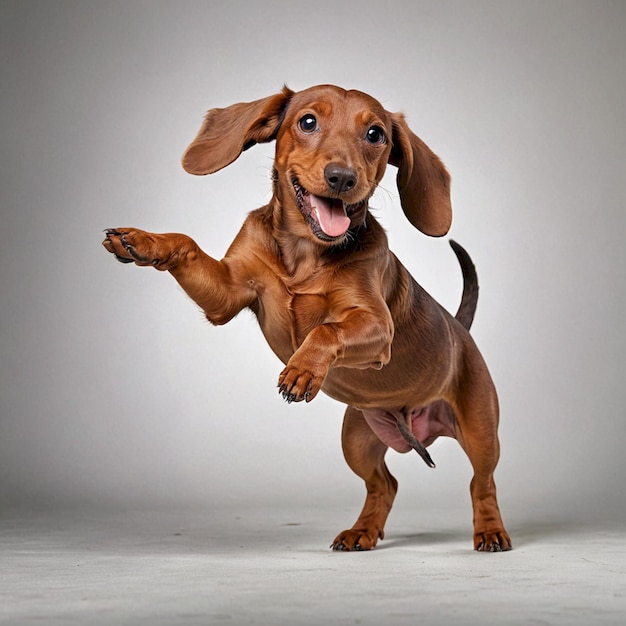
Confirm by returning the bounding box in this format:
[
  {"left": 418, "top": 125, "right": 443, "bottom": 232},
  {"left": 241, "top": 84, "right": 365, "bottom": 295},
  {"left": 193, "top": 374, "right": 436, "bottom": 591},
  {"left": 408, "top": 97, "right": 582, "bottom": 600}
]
[
  {"left": 273, "top": 85, "right": 394, "bottom": 246},
  {"left": 181, "top": 84, "right": 452, "bottom": 241}
]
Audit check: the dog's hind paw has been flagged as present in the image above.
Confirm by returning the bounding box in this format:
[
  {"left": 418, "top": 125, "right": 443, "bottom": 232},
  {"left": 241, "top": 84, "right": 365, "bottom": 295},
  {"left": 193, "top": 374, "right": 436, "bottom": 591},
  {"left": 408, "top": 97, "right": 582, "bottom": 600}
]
[
  {"left": 330, "top": 528, "right": 381, "bottom": 551},
  {"left": 474, "top": 529, "right": 512, "bottom": 552}
]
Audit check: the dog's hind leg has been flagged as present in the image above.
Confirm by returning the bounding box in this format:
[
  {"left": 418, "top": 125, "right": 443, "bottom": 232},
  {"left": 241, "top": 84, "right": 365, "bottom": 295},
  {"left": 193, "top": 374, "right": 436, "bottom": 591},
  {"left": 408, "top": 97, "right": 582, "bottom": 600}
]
[
  {"left": 452, "top": 350, "right": 512, "bottom": 552},
  {"left": 331, "top": 406, "right": 398, "bottom": 551}
]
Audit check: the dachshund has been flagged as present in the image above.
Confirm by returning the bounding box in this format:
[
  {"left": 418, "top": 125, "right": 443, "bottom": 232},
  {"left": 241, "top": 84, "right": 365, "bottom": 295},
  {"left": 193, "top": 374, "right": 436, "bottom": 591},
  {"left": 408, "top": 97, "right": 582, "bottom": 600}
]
[{"left": 103, "top": 84, "right": 511, "bottom": 552}]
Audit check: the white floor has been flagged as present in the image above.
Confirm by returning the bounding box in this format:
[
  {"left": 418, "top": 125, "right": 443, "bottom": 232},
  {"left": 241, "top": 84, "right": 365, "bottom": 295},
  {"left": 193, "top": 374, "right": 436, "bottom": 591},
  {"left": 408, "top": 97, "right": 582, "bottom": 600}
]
[{"left": 1, "top": 506, "right": 625, "bottom": 625}]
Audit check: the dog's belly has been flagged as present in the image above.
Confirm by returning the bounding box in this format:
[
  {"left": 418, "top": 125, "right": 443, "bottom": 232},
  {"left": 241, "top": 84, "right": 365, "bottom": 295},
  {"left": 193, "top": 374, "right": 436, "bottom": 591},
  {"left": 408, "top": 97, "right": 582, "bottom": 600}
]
[{"left": 361, "top": 402, "right": 457, "bottom": 453}]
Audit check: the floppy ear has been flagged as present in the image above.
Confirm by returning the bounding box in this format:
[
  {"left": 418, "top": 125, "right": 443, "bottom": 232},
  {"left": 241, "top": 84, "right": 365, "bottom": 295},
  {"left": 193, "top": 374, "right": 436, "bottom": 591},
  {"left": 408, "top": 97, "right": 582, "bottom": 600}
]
[
  {"left": 181, "top": 86, "right": 294, "bottom": 175},
  {"left": 388, "top": 113, "right": 452, "bottom": 237}
]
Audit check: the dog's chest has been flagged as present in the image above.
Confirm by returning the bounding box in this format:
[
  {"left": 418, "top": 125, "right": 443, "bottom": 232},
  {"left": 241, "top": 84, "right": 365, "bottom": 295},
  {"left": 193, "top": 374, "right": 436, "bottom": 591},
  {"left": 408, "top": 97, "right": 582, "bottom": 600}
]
[
  {"left": 289, "top": 290, "right": 329, "bottom": 331},
  {"left": 255, "top": 276, "right": 333, "bottom": 363}
]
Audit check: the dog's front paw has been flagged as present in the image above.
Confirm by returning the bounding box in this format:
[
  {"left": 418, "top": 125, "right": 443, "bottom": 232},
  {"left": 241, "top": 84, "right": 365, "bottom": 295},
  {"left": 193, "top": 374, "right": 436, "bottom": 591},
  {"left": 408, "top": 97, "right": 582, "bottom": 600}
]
[
  {"left": 102, "top": 228, "right": 182, "bottom": 271},
  {"left": 277, "top": 357, "right": 329, "bottom": 403}
]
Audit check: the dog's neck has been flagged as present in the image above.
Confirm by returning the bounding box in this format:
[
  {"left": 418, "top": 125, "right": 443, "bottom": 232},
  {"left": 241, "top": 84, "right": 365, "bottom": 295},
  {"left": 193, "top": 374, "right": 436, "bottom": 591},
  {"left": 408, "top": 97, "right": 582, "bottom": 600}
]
[
  {"left": 268, "top": 173, "right": 377, "bottom": 281},
  {"left": 267, "top": 208, "right": 362, "bottom": 285},
  {"left": 269, "top": 197, "right": 326, "bottom": 279}
]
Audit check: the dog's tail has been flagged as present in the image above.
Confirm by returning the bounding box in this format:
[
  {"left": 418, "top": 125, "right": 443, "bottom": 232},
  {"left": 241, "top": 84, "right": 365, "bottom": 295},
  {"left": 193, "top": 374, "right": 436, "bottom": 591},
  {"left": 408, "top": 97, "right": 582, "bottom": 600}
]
[{"left": 450, "top": 240, "right": 479, "bottom": 331}]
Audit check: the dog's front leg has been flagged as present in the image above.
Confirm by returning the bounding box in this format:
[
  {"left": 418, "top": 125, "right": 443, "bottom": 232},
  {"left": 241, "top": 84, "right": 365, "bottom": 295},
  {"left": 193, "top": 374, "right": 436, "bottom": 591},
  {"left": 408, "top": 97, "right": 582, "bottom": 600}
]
[
  {"left": 277, "top": 310, "right": 393, "bottom": 403},
  {"left": 102, "top": 228, "right": 254, "bottom": 324}
]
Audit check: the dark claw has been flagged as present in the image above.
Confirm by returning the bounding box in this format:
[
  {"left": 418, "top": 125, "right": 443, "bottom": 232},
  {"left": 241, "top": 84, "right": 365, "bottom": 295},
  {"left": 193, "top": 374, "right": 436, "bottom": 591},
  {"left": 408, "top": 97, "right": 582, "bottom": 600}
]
[
  {"left": 279, "top": 387, "right": 297, "bottom": 403},
  {"left": 119, "top": 234, "right": 132, "bottom": 253},
  {"left": 278, "top": 385, "right": 298, "bottom": 404},
  {"left": 490, "top": 542, "right": 502, "bottom": 553},
  {"left": 302, "top": 380, "right": 317, "bottom": 402}
]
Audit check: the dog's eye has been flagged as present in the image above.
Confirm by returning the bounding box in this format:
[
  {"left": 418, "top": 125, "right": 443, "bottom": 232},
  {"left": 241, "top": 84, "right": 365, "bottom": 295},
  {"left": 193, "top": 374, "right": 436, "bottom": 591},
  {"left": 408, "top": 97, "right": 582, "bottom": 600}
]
[
  {"left": 366, "top": 126, "right": 386, "bottom": 145},
  {"left": 299, "top": 114, "right": 318, "bottom": 133}
]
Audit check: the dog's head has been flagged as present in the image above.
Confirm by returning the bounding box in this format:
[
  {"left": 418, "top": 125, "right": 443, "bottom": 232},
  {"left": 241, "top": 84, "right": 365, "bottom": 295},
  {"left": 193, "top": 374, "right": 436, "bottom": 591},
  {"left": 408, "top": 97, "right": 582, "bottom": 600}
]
[{"left": 182, "top": 84, "right": 451, "bottom": 245}]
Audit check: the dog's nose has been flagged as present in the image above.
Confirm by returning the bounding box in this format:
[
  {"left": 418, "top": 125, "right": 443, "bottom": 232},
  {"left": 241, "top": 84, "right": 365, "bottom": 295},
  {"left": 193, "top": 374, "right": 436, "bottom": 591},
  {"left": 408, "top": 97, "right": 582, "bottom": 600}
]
[{"left": 325, "top": 164, "right": 358, "bottom": 193}]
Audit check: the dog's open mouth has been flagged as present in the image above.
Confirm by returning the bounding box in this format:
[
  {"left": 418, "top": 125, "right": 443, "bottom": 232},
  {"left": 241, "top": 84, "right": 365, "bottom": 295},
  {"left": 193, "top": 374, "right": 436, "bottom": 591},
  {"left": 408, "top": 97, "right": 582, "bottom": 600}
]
[{"left": 293, "top": 180, "right": 366, "bottom": 241}]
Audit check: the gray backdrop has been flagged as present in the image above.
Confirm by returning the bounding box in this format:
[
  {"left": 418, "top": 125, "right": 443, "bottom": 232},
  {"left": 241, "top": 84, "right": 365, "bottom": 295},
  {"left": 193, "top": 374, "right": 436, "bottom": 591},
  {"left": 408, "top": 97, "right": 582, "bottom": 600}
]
[{"left": 1, "top": 0, "right": 625, "bottom": 525}]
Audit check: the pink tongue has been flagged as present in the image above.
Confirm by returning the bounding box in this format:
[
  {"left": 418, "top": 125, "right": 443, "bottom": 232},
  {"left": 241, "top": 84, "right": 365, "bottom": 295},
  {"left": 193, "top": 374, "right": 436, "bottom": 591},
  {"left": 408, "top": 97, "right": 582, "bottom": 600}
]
[{"left": 310, "top": 194, "right": 351, "bottom": 237}]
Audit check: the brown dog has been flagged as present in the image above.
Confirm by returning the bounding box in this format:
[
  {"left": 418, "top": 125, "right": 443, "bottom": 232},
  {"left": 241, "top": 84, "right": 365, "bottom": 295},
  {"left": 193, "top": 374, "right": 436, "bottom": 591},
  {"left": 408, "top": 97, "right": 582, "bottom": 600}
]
[{"left": 103, "top": 84, "right": 511, "bottom": 552}]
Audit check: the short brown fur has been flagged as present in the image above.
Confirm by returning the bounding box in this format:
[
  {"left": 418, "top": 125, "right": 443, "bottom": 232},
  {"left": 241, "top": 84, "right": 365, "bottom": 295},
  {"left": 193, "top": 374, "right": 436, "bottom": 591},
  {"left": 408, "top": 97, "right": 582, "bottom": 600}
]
[{"left": 103, "top": 84, "right": 511, "bottom": 552}]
